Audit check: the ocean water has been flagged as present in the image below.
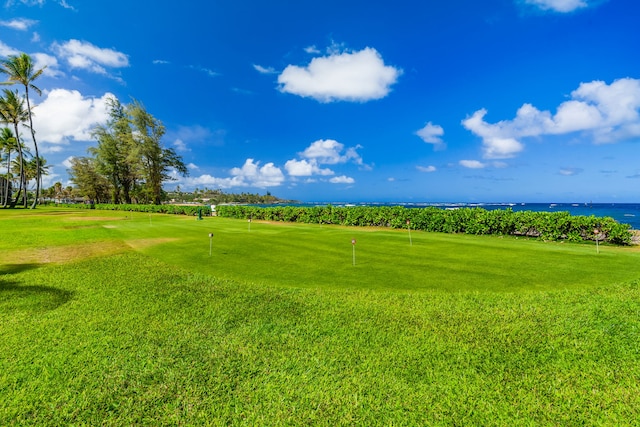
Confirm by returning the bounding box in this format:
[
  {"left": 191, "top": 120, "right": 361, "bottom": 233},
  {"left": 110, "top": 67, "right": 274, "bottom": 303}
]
[{"left": 274, "top": 202, "right": 640, "bottom": 230}]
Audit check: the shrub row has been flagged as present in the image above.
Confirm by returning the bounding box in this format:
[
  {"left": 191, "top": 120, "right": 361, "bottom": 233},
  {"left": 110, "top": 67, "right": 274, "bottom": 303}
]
[
  {"left": 216, "top": 205, "right": 632, "bottom": 245},
  {"left": 59, "top": 203, "right": 212, "bottom": 216}
]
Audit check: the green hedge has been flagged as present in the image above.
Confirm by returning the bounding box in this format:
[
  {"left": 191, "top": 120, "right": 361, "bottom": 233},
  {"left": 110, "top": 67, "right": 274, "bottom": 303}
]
[
  {"left": 216, "top": 205, "right": 632, "bottom": 245},
  {"left": 59, "top": 203, "right": 211, "bottom": 216}
]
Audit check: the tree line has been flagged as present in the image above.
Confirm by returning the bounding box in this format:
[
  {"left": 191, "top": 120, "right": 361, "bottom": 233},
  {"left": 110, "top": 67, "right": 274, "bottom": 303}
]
[{"left": 1, "top": 52, "right": 189, "bottom": 208}]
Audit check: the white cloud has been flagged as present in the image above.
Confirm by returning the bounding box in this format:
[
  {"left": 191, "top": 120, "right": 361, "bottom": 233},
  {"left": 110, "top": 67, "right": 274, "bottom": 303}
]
[
  {"left": 463, "top": 78, "right": 640, "bottom": 158},
  {"left": 304, "top": 45, "right": 320, "bottom": 54},
  {"left": 284, "top": 159, "right": 334, "bottom": 177},
  {"left": 229, "top": 159, "right": 285, "bottom": 188},
  {"left": 173, "top": 139, "right": 190, "bottom": 152},
  {"left": 253, "top": 64, "right": 277, "bottom": 74},
  {"left": 32, "top": 52, "right": 63, "bottom": 77},
  {"left": 559, "top": 167, "right": 583, "bottom": 176},
  {"left": 285, "top": 139, "right": 366, "bottom": 181},
  {"left": 58, "top": 0, "right": 74, "bottom": 10},
  {"left": 179, "top": 159, "right": 285, "bottom": 190},
  {"left": 417, "top": 165, "right": 437, "bottom": 173},
  {"left": 62, "top": 156, "right": 74, "bottom": 168},
  {"left": 0, "top": 41, "right": 20, "bottom": 57},
  {"left": 181, "top": 174, "right": 243, "bottom": 189},
  {"left": 460, "top": 160, "right": 486, "bottom": 169},
  {"left": 188, "top": 65, "right": 218, "bottom": 78},
  {"left": 5, "top": 0, "right": 72, "bottom": 7},
  {"left": 187, "top": 163, "right": 199, "bottom": 170},
  {"left": 52, "top": 39, "right": 129, "bottom": 75},
  {"left": 524, "top": 0, "right": 587, "bottom": 12},
  {"left": 416, "top": 122, "right": 445, "bottom": 145},
  {"left": 301, "top": 139, "right": 363, "bottom": 165},
  {"left": 278, "top": 47, "right": 401, "bottom": 102},
  {"left": 329, "top": 175, "right": 355, "bottom": 184},
  {"left": 32, "top": 89, "right": 113, "bottom": 146},
  {"left": 0, "top": 18, "right": 37, "bottom": 30}
]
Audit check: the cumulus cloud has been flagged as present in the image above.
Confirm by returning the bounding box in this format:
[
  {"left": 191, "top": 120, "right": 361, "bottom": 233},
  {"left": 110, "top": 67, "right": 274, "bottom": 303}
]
[
  {"left": 463, "top": 78, "right": 640, "bottom": 158},
  {"left": 180, "top": 174, "right": 242, "bottom": 189},
  {"left": 179, "top": 159, "right": 285, "bottom": 190},
  {"left": 284, "top": 139, "right": 365, "bottom": 184},
  {"left": 301, "top": 139, "right": 363, "bottom": 165},
  {"left": 32, "top": 89, "right": 112, "bottom": 146},
  {"left": 416, "top": 122, "right": 445, "bottom": 145},
  {"left": 417, "top": 165, "right": 437, "bottom": 172},
  {"left": 278, "top": 47, "right": 401, "bottom": 102},
  {"left": 460, "top": 160, "right": 486, "bottom": 169},
  {"left": 524, "top": 0, "right": 588, "bottom": 12},
  {"left": 230, "top": 159, "right": 285, "bottom": 188},
  {"left": 284, "top": 159, "right": 334, "bottom": 177},
  {"left": 52, "top": 39, "right": 129, "bottom": 76},
  {"left": 0, "top": 18, "right": 37, "bottom": 30}
]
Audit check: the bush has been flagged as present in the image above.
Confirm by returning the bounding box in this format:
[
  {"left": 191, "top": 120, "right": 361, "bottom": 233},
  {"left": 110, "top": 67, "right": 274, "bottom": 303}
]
[{"left": 216, "top": 205, "right": 632, "bottom": 245}]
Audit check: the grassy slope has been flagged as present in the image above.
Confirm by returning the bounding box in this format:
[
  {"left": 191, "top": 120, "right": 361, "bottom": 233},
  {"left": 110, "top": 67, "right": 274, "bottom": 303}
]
[{"left": 2, "top": 207, "right": 640, "bottom": 425}]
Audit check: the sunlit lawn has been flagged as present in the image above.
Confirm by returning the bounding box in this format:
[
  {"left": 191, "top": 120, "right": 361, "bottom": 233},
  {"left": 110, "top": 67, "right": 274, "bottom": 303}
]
[{"left": 2, "top": 207, "right": 640, "bottom": 425}]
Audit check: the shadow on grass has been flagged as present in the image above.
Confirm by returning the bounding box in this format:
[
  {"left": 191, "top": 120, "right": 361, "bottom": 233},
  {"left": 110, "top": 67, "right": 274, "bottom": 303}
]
[
  {"left": 0, "top": 263, "right": 41, "bottom": 275},
  {"left": 1, "top": 264, "right": 74, "bottom": 311}
]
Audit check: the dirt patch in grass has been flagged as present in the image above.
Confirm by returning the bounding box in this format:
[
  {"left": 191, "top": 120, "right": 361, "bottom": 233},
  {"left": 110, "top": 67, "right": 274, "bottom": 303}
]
[
  {"left": 3, "top": 238, "right": 179, "bottom": 266},
  {"left": 4, "top": 241, "right": 129, "bottom": 265},
  {"left": 125, "top": 238, "right": 178, "bottom": 250},
  {"left": 65, "top": 216, "right": 127, "bottom": 222}
]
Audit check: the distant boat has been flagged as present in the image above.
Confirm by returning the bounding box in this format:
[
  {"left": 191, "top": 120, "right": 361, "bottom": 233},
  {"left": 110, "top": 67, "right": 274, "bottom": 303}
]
[{"left": 549, "top": 204, "right": 557, "bottom": 208}]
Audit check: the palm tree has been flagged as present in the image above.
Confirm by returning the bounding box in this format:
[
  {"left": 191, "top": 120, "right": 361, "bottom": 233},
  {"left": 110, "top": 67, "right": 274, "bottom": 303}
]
[
  {"left": 10, "top": 144, "right": 31, "bottom": 207},
  {"left": 0, "top": 53, "right": 46, "bottom": 209},
  {"left": 0, "top": 127, "right": 18, "bottom": 207},
  {"left": 25, "top": 155, "right": 49, "bottom": 201},
  {"left": 0, "top": 88, "right": 29, "bottom": 207}
]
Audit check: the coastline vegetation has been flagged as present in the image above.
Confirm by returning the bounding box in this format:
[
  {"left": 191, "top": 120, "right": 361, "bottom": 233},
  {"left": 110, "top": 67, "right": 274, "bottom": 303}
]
[{"left": 217, "top": 204, "right": 633, "bottom": 245}]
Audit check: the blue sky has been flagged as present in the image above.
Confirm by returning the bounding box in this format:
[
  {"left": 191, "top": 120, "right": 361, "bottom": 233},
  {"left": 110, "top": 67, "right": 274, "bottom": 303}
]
[{"left": 1, "top": 0, "right": 639, "bottom": 202}]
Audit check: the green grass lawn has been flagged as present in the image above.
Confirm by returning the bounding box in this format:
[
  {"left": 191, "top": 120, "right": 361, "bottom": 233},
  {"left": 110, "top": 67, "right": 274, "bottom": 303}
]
[{"left": 2, "top": 207, "right": 640, "bottom": 425}]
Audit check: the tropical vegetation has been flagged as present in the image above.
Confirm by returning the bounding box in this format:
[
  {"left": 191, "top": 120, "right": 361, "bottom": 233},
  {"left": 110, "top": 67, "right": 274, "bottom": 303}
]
[
  {"left": 0, "top": 53, "right": 45, "bottom": 209},
  {"left": 69, "top": 98, "right": 188, "bottom": 205},
  {"left": 1, "top": 52, "right": 188, "bottom": 208},
  {"left": 217, "top": 204, "right": 633, "bottom": 245}
]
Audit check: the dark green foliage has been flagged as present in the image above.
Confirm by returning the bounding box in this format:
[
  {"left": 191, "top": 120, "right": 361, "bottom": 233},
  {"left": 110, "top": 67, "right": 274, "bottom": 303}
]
[
  {"left": 59, "top": 203, "right": 211, "bottom": 216},
  {"left": 217, "top": 205, "right": 633, "bottom": 245}
]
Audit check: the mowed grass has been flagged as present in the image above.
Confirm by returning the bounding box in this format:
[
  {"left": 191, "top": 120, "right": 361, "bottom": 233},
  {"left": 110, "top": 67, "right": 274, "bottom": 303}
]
[{"left": 2, "top": 207, "right": 640, "bottom": 425}]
